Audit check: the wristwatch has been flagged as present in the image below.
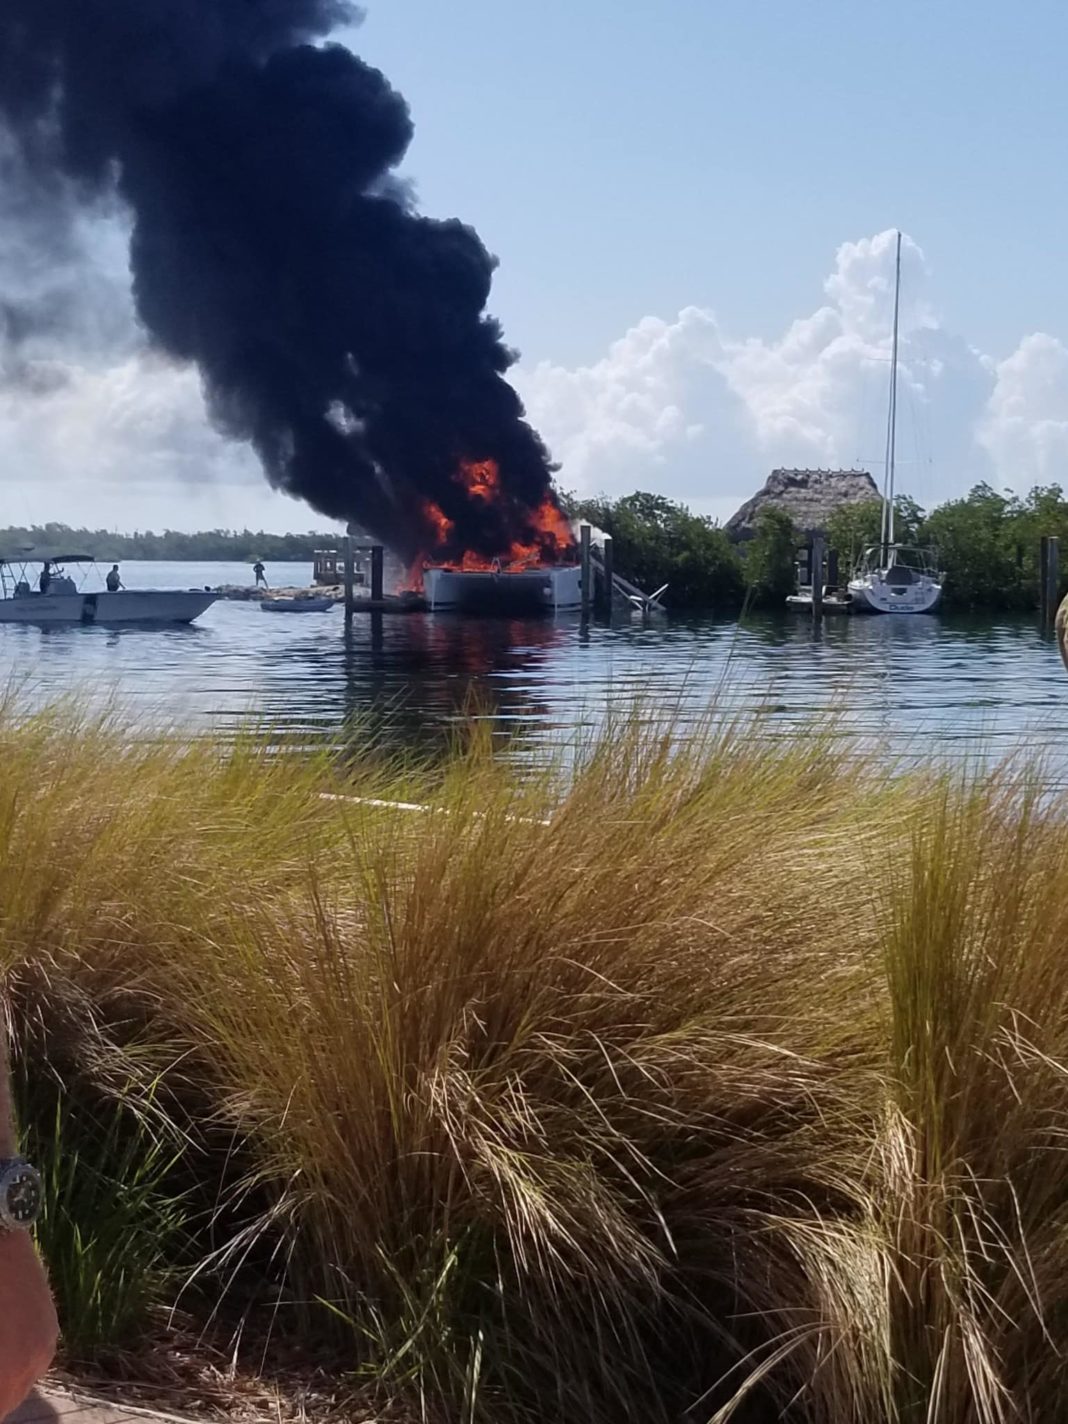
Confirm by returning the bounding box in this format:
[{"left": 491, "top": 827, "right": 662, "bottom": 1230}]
[{"left": 0, "top": 1159, "right": 42, "bottom": 1230}]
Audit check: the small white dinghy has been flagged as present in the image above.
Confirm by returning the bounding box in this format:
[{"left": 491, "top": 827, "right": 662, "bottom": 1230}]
[{"left": 260, "top": 597, "right": 336, "bottom": 613}]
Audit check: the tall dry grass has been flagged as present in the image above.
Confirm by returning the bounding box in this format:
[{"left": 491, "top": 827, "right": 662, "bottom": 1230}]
[{"left": 0, "top": 704, "right": 1065, "bottom": 1421}]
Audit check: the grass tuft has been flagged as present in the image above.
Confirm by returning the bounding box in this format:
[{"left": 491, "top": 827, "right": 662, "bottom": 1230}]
[{"left": 0, "top": 705, "right": 1066, "bottom": 1421}]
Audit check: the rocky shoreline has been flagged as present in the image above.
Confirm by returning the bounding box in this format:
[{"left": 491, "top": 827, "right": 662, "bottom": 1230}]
[{"left": 213, "top": 583, "right": 347, "bottom": 602}]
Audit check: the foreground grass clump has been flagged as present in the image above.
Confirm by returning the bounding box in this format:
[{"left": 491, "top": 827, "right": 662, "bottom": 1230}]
[{"left": 1, "top": 706, "right": 1067, "bottom": 1423}]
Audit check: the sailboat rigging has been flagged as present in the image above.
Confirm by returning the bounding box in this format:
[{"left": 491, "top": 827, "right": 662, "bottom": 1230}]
[{"left": 848, "top": 231, "right": 943, "bottom": 614}]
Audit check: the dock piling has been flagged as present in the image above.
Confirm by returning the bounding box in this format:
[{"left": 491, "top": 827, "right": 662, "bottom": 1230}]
[
  {"left": 601, "top": 535, "right": 614, "bottom": 618},
  {"left": 811, "top": 535, "right": 825, "bottom": 623},
  {"left": 371, "top": 544, "right": 385, "bottom": 604},
  {"left": 344, "top": 525, "right": 355, "bottom": 626},
  {"left": 580, "top": 524, "right": 592, "bottom": 616}
]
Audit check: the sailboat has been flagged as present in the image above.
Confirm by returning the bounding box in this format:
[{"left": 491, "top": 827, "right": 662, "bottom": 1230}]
[{"left": 847, "top": 232, "right": 943, "bottom": 614}]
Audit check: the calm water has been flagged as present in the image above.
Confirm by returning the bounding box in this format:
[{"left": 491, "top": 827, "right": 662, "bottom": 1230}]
[{"left": 2, "top": 560, "right": 1066, "bottom": 777}]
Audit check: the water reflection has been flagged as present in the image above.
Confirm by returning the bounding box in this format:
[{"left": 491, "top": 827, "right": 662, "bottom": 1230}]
[
  {"left": 256, "top": 611, "right": 579, "bottom": 760},
  {"left": 0, "top": 568, "right": 1065, "bottom": 781}
]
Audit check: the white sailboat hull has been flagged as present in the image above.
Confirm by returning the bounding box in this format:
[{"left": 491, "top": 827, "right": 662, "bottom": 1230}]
[
  {"left": 847, "top": 573, "right": 942, "bottom": 614},
  {"left": 0, "top": 589, "right": 217, "bottom": 625}
]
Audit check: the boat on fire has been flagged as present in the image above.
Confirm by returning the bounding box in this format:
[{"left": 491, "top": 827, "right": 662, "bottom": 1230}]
[
  {"left": 0, "top": 552, "right": 217, "bottom": 625},
  {"left": 423, "top": 562, "right": 583, "bottom": 613}
]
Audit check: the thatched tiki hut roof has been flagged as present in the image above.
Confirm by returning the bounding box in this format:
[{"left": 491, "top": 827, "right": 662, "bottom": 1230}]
[{"left": 726, "top": 468, "right": 880, "bottom": 542}]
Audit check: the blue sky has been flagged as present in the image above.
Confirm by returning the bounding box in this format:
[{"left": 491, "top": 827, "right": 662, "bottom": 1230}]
[
  {"left": 350, "top": 0, "right": 1068, "bottom": 363},
  {"left": 3, "top": 0, "right": 1068, "bottom": 531}
]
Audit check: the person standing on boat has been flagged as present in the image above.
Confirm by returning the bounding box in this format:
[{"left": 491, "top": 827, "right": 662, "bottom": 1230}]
[
  {"left": 252, "top": 560, "right": 268, "bottom": 589},
  {"left": 37, "top": 562, "right": 50, "bottom": 595},
  {"left": 106, "top": 564, "right": 123, "bottom": 592}
]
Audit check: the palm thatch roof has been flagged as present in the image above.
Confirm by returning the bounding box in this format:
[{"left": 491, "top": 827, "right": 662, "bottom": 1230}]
[{"left": 726, "top": 468, "right": 880, "bottom": 542}]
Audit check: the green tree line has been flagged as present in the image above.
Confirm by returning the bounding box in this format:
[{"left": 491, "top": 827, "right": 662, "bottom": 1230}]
[
  {"left": 0, "top": 524, "right": 341, "bottom": 562},
  {"left": 569, "top": 484, "right": 1068, "bottom": 612},
  {"left": 8, "top": 483, "right": 1067, "bottom": 611}
]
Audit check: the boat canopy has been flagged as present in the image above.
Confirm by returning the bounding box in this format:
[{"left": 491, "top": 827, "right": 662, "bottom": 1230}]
[{"left": 0, "top": 551, "right": 95, "bottom": 567}]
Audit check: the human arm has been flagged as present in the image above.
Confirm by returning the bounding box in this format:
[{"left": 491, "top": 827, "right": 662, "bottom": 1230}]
[{"left": 0, "top": 1042, "right": 57, "bottom": 1418}]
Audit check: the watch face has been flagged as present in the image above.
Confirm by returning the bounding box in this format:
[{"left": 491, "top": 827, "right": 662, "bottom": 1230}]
[{"left": 5, "top": 1166, "right": 42, "bottom": 1227}]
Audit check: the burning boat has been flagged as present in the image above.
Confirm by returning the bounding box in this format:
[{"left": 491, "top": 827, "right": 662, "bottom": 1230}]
[
  {"left": 423, "top": 563, "right": 581, "bottom": 613},
  {"left": 410, "top": 459, "right": 579, "bottom": 615},
  {"left": 0, "top": 8, "right": 574, "bottom": 593}
]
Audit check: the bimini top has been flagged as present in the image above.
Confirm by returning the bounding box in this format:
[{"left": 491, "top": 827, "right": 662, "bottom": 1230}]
[{"left": 0, "top": 550, "right": 95, "bottom": 567}]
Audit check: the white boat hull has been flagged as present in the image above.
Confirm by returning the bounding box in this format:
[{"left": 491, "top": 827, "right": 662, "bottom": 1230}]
[
  {"left": 847, "top": 575, "right": 942, "bottom": 614},
  {"left": 0, "top": 589, "right": 217, "bottom": 625},
  {"left": 424, "top": 565, "right": 582, "bottom": 612}
]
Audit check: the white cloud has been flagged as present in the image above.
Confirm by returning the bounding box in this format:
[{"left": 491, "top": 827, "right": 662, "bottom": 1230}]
[
  {"left": 516, "top": 307, "right": 730, "bottom": 494},
  {"left": 0, "top": 351, "right": 338, "bottom": 532},
  {"left": 978, "top": 333, "right": 1068, "bottom": 489},
  {"left": 720, "top": 231, "right": 935, "bottom": 462},
  {"left": 520, "top": 229, "right": 1001, "bottom": 516},
  {"left": 0, "top": 209, "right": 340, "bottom": 533},
  {"left": 3, "top": 221, "right": 1068, "bottom": 532}
]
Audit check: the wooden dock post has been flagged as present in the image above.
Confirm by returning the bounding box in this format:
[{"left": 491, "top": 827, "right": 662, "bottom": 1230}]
[
  {"left": 1040, "top": 535, "right": 1051, "bottom": 627},
  {"left": 601, "top": 535, "right": 614, "bottom": 617},
  {"left": 580, "top": 524, "right": 592, "bottom": 616},
  {"left": 811, "top": 535, "right": 825, "bottom": 622},
  {"left": 344, "top": 524, "right": 356, "bottom": 626},
  {"left": 826, "top": 547, "right": 839, "bottom": 590},
  {"left": 371, "top": 544, "right": 385, "bottom": 604},
  {"left": 1045, "top": 535, "right": 1060, "bottom": 629}
]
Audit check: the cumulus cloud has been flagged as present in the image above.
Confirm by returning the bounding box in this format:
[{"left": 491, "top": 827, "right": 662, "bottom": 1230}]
[
  {"left": 3, "top": 218, "right": 1068, "bottom": 532},
  {"left": 0, "top": 206, "right": 324, "bottom": 532},
  {"left": 978, "top": 333, "right": 1068, "bottom": 489},
  {"left": 520, "top": 229, "right": 1005, "bottom": 517},
  {"left": 0, "top": 349, "right": 316, "bottom": 529},
  {"left": 516, "top": 307, "right": 732, "bottom": 492},
  {"left": 720, "top": 232, "right": 936, "bottom": 461}
]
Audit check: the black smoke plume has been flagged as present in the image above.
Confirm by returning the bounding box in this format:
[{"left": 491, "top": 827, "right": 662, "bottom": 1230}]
[{"left": 0, "top": 1, "right": 565, "bottom": 561}]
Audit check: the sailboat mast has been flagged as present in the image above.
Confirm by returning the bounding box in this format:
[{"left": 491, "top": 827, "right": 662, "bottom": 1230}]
[{"left": 882, "top": 230, "right": 902, "bottom": 556}]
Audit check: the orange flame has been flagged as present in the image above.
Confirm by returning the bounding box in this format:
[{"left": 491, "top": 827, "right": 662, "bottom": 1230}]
[
  {"left": 456, "top": 458, "right": 502, "bottom": 502},
  {"left": 405, "top": 457, "right": 576, "bottom": 593}
]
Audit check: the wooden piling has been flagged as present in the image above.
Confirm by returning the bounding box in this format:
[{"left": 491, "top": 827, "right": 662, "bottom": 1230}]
[
  {"left": 580, "top": 524, "right": 592, "bottom": 616},
  {"left": 827, "top": 547, "right": 839, "bottom": 589},
  {"left": 811, "top": 535, "right": 824, "bottom": 622},
  {"left": 344, "top": 525, "right": 356, "bottom": 626},
  {"left": 1040, "top": 535, "right": 1051, "bottom": 627},
  {"left": 1046, "top": 535, "right": 1060, "bottom": 629},
  {"left": 601, "top": 535, "right": 614, "bottom": 617},
  {"left": 371, "top": 544, "right": 385, "bottom": 603}
]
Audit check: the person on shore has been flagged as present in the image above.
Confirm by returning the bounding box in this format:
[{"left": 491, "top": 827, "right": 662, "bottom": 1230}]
[
  {"left": 0, "top": 1038, "right": 57, "bottom": 1415},
  {"left": 253, "top": 560, "right": 268, "bottom": 589},
  {"left": 37, "top": 562, "right": 50, "bottom": 595},
  {"left": 106, "top": 564, "right": 123, "bottom": 592}
]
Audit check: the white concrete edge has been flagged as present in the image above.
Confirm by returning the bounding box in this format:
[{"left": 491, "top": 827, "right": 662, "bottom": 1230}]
[{"left": 319, "top": 792, "right": 551, "bottom": 827}]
